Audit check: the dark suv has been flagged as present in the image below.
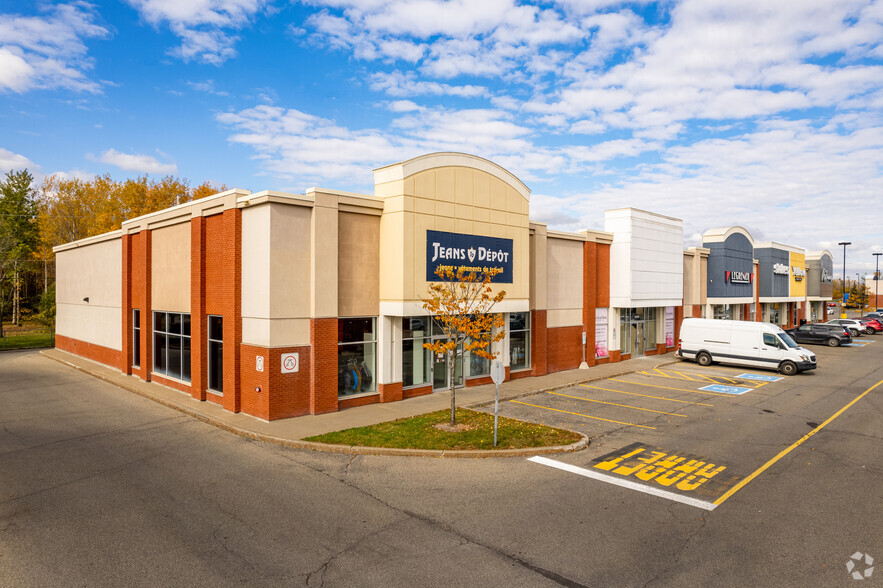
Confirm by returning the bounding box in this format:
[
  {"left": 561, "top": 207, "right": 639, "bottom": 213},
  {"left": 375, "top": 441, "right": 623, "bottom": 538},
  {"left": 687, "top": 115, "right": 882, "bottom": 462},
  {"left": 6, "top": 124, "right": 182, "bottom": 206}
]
[{"left": 785, "top": 323, "right": 852, "bottom": 347}]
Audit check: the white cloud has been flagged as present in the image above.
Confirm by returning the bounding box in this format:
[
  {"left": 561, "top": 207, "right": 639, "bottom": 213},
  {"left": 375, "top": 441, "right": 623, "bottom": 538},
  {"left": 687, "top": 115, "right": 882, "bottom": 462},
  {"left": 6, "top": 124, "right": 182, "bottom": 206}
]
[
  {"left": 368, "top": 71, "right": 488, "bottom": 98},
  {"left": 0, "top": 148, "right": 37, "bottom": 174},
  {"left": 0, "top": 3, "right": 110, "bottom": 93},
  {"left": 187, "top": 79, "right": 230, "bottom": 96},
  {"left": 126, "top": 0, "right": 267, "bottom": 64},
  {"left": 95, "top": 149, "right": 178, "bottom": 174}
]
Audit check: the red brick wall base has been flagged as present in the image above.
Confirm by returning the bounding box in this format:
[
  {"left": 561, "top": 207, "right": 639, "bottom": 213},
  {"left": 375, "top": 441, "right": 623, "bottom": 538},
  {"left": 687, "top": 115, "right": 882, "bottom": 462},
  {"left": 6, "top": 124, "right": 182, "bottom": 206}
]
[
  {"left": 379, "top": 382, "right": 403, "bottom": 403},
  {"left": 403, "top": 385, "right": 432, "bottom": 399},
  {"left": 56, "top": 335, "right": 122, "bottom": 371},
  {"left": 546, "top": 325, "right": 582, "bottom": 373},
  {"left": 239, "top": 344, "right": 311, "bottom": 421}
]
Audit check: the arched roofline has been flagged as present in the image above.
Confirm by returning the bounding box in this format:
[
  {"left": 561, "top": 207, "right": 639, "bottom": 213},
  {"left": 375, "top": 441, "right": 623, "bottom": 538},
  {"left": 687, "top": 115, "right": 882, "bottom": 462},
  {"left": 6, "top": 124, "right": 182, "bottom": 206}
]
[
  {"left": 701, "top": 225, "right": 754, "bottom": 245},
  {"left": 373, "top": 152, "right": 530, "bottom": 201},
  {"left": 806, "top": 250, "right": 833, "bottom": 261}
]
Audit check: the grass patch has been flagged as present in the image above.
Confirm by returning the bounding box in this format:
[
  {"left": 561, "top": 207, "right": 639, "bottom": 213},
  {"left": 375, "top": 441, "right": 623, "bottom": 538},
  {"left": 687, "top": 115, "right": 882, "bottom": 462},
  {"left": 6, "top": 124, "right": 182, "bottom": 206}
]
[
  {"left": 304, "top": 408, "right": 582, "bottom": 451},
  {"left": 0, "top": 330, "right": 53, "bottom": 350}
]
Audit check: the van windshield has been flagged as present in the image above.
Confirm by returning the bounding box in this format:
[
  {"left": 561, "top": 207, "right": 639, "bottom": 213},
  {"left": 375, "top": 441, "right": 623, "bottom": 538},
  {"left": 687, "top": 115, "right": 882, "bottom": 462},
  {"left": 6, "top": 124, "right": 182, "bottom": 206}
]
[{"left": 778, "top": 333, "right": 800, "bottom": 349}]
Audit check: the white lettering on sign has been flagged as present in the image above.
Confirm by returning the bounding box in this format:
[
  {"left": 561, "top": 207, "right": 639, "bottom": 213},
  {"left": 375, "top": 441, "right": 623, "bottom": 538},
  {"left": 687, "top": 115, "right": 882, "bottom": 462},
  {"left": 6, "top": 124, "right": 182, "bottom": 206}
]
[
  {"left": 431, "top": 241, "right": 510, "bottom": 264},
  {"left": 726, "top": 270, "right": 752, "bottom": 284},
  {"left": 792, "top": 266, "right": 805, "bottom": 281},
  {"left": 281, "top": 352, "right": 299, "bottom": 374},
  {"left": 773, "top": 263, "right": 789, "bottom": 275}
]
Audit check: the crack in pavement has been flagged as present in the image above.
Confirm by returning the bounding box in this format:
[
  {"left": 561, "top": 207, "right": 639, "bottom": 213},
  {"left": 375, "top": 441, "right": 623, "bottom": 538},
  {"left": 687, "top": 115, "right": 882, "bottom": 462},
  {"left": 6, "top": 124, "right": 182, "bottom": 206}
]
[{"left": 278, "top": 450, "right": 591, "bottom": 587}]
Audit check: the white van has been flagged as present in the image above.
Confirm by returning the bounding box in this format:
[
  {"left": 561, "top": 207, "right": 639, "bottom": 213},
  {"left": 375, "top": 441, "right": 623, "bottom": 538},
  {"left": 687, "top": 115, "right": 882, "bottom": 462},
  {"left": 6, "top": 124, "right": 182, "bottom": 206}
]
[{"left": 677, "top": 319, "right": 817, "bottom": 375}]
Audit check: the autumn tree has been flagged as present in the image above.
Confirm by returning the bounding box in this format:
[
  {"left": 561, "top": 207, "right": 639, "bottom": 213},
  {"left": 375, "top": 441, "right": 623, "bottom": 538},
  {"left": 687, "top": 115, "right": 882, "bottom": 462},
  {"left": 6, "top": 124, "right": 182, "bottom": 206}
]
[{"left": 422, "top": 266, "right": 506, "bottom": 426}]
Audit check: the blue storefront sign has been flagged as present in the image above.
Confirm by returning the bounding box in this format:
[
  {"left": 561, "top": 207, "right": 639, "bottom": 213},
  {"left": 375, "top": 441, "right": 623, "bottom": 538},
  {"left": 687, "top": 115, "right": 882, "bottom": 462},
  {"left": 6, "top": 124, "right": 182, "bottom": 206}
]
[{"left": 426, "top": 229, "right": 513, "bottom": 283}]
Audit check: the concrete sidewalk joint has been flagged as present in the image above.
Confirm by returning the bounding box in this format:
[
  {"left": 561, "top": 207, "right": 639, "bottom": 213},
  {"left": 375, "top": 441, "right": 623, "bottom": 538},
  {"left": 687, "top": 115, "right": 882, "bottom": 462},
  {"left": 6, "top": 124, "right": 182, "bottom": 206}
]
[{"left": 39, "top": 348, "right": 678, "bottom": 458}]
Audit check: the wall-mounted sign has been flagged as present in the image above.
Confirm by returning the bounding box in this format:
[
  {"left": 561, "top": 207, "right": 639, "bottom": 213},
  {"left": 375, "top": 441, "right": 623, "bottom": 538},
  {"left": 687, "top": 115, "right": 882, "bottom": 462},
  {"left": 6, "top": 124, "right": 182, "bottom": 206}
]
[
  {"left": 725, "top": 270, "right": 753, "bottom": 284},
  {"left": 821, "top": 268, "right": 833, "bottom": 283},
  {"left": 281, "top": 352, "right": 299, "bottom": 373},
  {"left": 426, "top": 229, "right": 513, "bottom": 283},
  {"left": 595, "top": 308, "right": 609, "bottom": 358},
  {"left": 773, "top": 263, "right": 789, "bottom": 275},
  {"left": 665, "top": 307, "right": 675, "bottom": 347},
  {"left": 792, "top": 266, "right": 805, "bottom": 281},
  {"left": 256, "top": 356, "right": 264, "bottom": 372}
]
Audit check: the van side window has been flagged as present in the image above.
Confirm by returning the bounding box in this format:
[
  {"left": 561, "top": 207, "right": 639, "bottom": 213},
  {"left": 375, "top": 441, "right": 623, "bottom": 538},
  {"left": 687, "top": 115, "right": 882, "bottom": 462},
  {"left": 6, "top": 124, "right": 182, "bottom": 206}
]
[{"left": 763, "top": 333, "right": 778, "bottom": 347}]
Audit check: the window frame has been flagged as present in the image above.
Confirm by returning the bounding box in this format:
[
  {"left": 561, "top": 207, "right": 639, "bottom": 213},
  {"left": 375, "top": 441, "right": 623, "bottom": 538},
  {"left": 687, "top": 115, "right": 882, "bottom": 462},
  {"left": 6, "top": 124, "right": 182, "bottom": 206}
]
[
  {"left": 132, "top": 309, "right": 141, "bottom": 368},
  {"left": 207, "top": 315, "right": 223, "bottom": 394},
  {"left": 152, "top": 311, "right": 191, "bottom": 383},
  {"left": 508, "top": 311, "right": 531, "bottom": 372}
]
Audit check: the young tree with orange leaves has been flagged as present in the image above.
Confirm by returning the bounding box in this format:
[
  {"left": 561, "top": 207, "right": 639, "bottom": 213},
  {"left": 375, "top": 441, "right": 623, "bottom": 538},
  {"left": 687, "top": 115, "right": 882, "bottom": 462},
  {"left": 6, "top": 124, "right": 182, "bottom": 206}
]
[{"left": 422, "top": 266, "right": 506, "bottom": 426}]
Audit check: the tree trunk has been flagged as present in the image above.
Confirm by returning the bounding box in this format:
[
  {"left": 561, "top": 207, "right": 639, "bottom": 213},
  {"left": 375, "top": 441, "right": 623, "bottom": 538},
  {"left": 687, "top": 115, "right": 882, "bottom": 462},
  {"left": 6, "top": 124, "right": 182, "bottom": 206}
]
[{"left": 449, "top": 349, "right": 456, "bottom": 425}]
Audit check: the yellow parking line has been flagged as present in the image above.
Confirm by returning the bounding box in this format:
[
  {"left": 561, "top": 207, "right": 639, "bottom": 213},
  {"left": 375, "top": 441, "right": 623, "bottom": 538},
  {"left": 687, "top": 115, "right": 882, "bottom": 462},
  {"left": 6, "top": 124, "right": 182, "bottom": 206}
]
[
  {"left": 608, "top": 378, "right": 735, "bottom": 397},
  {"left": 546, "top": 391, "right": 689, "bottom": 417},
  {"left": 714, "top": 378, "right": 883, "bottom": 506},
  {"left": 639, "top": 369, "right": 694, "bottom": 381},
  {"left": 579, "top": 384, "right": 714, "bottom": 406},
  {"left": 510, "top": 400, "right": 656, "bottom": 429}
]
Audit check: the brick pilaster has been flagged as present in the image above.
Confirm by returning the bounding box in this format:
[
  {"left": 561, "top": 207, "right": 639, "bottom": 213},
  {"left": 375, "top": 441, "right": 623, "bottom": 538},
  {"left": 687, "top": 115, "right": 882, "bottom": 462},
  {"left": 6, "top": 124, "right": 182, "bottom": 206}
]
[
  {"left": 190, "top": 217, "right": 207, "bottom": 401},
  {"left": 310, "top": 317, "right": 339, "bottom": 414}
]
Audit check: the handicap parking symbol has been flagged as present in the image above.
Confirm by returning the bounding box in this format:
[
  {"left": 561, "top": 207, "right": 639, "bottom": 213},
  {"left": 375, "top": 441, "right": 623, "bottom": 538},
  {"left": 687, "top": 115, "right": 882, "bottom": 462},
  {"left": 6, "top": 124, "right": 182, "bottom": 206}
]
[
  {"left": 736, "top": 373, "right": 783, "bottom": 382},
  {"left": 700, "top": 384, "right": 752, "bottom": 395}
]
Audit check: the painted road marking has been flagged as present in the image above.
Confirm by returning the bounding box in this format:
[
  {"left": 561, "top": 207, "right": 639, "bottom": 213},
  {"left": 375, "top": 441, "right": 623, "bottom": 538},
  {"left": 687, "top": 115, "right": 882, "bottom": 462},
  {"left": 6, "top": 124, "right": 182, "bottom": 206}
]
[
  {"left": 714, "top": 378, "right": 883, "bottom": 506},
  {"left": 736, "top": 373, "right": 783, "bottom": 382},
  {"left": 529, "top": 456, "right": 718, "bottom": 511},
  {"left": 608, "top": 378, "right": 735, "bottom": 397},
  {"left": 579, "top": 384, "right": 714, "bottom": 407},
  {"left": 546, "top": 391, "right": 689, "bottom": 417},
  {"left": 700, "top": 384, "right": 752, "bottom": 395},
  {"left": 843, "top": 341, "right": 874, "bottom": 346},
  {"left": 510, "top": 400, "right": 656, "bottom": 429},
  {"left": 638, "top": 369, "right": 754, "bottom": 387}
]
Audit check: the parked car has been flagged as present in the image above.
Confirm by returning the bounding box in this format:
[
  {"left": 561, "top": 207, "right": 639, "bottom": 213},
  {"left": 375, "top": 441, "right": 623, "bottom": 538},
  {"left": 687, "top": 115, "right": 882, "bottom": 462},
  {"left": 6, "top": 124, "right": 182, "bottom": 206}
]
[
  {"left": 827, "top": 318, "right": 872, "bottom": 336},
  {"left": 857, "top": 317, "right": 883, "bottom": 333},
  {"left": 785, "top": 324, "right": 852, "bottom": 347},
  {"left": 864, "top": 312, "right": 883, "bottom": 322},
  {"left": 678, "top": 319, "right": 816, "bottom": 375}
]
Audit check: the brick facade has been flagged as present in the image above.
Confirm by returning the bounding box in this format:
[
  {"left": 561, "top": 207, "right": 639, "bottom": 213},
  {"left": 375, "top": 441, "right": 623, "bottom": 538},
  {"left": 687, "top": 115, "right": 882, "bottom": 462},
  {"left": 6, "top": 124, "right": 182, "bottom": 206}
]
[
  {"left": 310, "top": 317, "right": 339, "bottom": 415},
  {"left": 56, "top": 335, "right": 122, "bottom": 369}
]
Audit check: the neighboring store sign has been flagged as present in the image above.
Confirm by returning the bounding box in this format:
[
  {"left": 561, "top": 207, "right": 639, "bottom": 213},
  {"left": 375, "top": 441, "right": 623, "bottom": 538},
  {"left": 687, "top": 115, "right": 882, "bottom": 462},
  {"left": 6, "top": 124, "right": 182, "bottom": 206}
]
[
  {"left": 821, "top": 268, "right": 833, "bottom": 283},
  {"left": 792, "top": 266, "right": 805, "bottom": 281},
  {"left": 772, "top": 263, "right": 789, "bottom": 275},
  {"left": 725, "top": 270, "right": 753, "bottom": 284},
  {"left": 595, "top": 308, "right": 609, "bottom": 358},
  {"left": 665, "top": 307, "right": 674, "bottom": 347},
  {"left": 281, "top": 352, "right": 299, "bottom": 373},
  {"left": 426, "top": 230, "right": 513, "bottom": 283}
]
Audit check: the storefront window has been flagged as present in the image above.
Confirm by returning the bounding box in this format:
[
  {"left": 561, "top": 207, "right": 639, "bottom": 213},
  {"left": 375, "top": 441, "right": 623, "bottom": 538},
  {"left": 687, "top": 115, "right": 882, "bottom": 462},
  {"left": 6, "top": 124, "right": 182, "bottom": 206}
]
[
  {"left": 468, "top": 333, "right": 491, "bottom": 377},
  {"left": 619, "top": 308, "right": 657, "bottom": 356},
  {"left": 153, "top": 311, "right": 191, "bottom": 382},
  {"left": 509, "top": 312, "right": 530, "bottom": 371},
  {"left": 208, "top": 315, "right": 223, "bottom": 394},
  {"left": 132, "top": 309, "right": 141, "bottom": 368},
  {"left": 402, "top": 316, "right": 431, "bottom": 388},
  {"left": 769, "top": 305, "right": 780, "bottom": 325},
  {"left": 750, "top": 303, "right": 756, "bottom": 321},
  {"left": 338, "top": 318, "right": 376, "bottom": 396},
  {"left": 713, "top": 304, "right": 731, "bottom": 319}
]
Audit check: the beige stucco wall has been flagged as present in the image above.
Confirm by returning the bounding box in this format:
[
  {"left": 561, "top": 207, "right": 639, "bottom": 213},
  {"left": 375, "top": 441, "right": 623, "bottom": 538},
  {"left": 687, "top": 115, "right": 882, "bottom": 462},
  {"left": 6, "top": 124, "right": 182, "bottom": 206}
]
[
  {"left": 546, "top": 236, "right": 584, "bottom": 327},
  {"left": 339, "top": 211, "right": 380, "bottom": 317},
  {"left": 375, "top": 154, "right": 530, "bottom": 315},
  {"left": 151, "top": 222, "right": 191, "bottom": 312},
  {"left": 56, "top": 236, "right": 122, "bottom": 350},
  {"left": 241, "top": 202, "right": 312, "bottom": 347}
]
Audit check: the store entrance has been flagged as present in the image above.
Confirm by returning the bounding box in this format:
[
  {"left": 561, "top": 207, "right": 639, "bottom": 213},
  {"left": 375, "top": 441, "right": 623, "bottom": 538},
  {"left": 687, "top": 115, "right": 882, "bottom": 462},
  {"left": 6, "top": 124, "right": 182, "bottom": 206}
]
[
  {"left": 620, "top": 308, "right": 657, "bottom": 357},
  {"left": 431, "top": 343, "right": 464, "bottom": 391}
]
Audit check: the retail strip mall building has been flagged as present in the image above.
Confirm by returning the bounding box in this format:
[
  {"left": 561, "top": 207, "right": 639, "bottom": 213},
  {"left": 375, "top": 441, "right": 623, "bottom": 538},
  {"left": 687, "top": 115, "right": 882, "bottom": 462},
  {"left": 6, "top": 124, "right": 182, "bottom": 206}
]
[{"left": 54, "top": 153, "right": 830, "bottom": 421}]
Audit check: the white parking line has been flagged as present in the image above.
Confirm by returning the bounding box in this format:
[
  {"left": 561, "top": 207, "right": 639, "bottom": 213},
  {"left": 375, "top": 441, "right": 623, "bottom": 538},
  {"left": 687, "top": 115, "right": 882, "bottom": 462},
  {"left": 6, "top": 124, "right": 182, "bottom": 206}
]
[{"left": 528, "top": 456, "right": 718, "bottom": 511}]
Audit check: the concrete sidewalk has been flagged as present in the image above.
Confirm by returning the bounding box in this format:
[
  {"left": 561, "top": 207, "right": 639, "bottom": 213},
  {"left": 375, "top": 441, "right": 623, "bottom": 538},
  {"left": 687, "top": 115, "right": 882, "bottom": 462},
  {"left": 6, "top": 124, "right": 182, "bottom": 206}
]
[{"left": 41, "top": 348, "right": 677, "bottom": 456}]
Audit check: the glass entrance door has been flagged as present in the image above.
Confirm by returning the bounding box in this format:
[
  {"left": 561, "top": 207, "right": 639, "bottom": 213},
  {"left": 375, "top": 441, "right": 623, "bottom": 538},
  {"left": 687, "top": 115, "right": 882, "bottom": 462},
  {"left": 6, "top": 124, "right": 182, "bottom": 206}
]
[
  {"left": 632, "top": 321, "right": 645, "bottom": 356},
  {"left": 431, "top": 345, "right": 463, "bottom": 390}
]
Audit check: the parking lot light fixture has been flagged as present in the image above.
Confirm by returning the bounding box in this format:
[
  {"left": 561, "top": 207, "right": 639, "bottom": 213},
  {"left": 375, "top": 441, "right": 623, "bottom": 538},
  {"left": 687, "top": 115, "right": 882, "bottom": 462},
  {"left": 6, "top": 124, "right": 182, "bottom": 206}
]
[
  {"left": 874, "top": 252, "right": 881, "bottom": 311},
  {"left": 838, "top": 242, "right": 851, "bottom": 318}
]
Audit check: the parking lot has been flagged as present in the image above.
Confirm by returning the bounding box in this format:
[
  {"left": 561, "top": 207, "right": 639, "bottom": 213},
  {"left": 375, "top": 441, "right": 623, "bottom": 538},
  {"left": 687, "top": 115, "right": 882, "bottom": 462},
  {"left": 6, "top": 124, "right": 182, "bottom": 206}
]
[{"left": 477, "top": 331, "right": 880, "bottom": 509}]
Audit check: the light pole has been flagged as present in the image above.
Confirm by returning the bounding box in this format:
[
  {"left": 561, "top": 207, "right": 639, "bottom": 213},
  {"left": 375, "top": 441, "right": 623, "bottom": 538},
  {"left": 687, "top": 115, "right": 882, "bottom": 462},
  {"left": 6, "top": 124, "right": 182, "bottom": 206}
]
[
  {"left": 874, "top": 252, "right": 881, "bottom": 310},
  {"left": 839, "top": 241, "right": 851, "bottom": 318}
]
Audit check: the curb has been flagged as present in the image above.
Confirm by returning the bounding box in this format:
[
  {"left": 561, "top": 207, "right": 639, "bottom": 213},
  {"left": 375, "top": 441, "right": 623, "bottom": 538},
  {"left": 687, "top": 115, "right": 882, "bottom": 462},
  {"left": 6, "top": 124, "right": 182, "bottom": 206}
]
[{"left": 39, "top": 349, "right": 590, "bottom": 458}]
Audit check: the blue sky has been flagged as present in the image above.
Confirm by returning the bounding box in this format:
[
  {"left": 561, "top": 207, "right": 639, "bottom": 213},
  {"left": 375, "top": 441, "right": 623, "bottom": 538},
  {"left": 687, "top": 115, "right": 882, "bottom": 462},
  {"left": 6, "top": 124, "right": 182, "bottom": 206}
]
[{"left": 1, "top": 0, "right": 882, "bottom": 278}]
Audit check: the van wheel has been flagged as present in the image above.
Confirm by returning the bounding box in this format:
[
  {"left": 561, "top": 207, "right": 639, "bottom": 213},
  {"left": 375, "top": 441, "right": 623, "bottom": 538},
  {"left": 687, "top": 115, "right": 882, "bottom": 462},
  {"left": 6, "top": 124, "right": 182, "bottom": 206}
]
[
  {"left": 696, "top": 352, "right": 712, "bottom": 366},
  {"left": 826, "top": 337, "right": 839, "bottom": 347},
  {"left": 780, "top": 361, "right": 798, "bottom": 376}
]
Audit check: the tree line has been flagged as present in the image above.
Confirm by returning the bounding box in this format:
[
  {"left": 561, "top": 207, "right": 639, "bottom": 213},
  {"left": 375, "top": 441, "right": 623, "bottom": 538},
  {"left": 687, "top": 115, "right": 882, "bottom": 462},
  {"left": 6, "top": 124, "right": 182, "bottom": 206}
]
[{"left": 0, "top": 169, "right": 226, "bottom": 335}]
